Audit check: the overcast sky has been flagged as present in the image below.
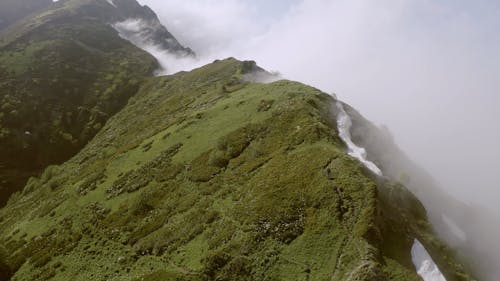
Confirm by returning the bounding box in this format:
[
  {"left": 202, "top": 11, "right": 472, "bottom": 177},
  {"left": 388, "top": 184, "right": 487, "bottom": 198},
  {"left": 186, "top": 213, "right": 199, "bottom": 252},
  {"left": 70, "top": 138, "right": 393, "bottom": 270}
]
[{"left": 138, "top": 0, "right": 500, "bottom": 213}]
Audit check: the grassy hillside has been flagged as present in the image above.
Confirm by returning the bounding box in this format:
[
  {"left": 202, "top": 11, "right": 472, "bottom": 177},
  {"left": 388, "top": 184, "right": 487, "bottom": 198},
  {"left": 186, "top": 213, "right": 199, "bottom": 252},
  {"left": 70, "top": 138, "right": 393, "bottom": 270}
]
[
  {"left": 0, "top": 0, "right": 193, "bottom": 207},
  {"left": 0, "top": 59, "right": 474, "bottom": 281}
]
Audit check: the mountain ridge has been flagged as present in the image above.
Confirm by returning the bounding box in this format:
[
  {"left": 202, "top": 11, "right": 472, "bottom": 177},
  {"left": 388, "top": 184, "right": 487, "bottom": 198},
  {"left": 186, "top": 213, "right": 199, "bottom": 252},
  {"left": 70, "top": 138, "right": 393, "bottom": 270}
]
[{"left": 0, "top": 58, "right": 475, "bottom": 281}]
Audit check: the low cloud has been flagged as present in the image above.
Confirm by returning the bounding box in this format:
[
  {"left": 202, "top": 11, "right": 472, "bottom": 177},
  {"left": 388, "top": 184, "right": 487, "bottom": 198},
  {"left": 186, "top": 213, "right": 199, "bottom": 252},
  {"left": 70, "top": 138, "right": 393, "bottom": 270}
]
[{"left": 113, "top": 19, "right": 203, "bottom": 74}]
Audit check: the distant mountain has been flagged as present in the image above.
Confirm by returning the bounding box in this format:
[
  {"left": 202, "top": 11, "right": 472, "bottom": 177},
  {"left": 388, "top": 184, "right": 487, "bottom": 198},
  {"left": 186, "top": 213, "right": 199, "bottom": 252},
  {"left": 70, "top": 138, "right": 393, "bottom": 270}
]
[
  {"left": 106, "top": 0, "right": 194, "bottom": 56},
  {"left": 0, "top": 58, "right": 475, "bottom": 281},
  {"left": 0, "top": 0, "right": 191, "bottom": 207}
]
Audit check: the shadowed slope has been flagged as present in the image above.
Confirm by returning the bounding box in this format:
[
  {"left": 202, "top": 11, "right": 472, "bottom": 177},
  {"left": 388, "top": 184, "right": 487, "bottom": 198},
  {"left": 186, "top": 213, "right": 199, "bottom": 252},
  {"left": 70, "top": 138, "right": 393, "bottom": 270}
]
[{"left": 0, "top": 0, "right": 192, "bottom": 207}]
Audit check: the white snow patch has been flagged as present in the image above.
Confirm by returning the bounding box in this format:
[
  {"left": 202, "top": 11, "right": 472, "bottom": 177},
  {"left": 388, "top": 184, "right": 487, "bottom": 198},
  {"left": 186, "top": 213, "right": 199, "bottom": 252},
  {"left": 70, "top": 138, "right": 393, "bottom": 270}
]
[
  {"left": 336, "top": 101, "right": 383, "bottom": 176},
  {"left": 411, "top": 239, "right": 447, "bottom": 281}
]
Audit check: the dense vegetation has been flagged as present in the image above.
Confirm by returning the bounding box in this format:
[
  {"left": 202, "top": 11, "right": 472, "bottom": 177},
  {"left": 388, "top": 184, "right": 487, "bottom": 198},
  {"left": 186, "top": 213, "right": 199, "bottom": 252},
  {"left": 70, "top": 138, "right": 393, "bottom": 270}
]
[
  {"left": 0, "top": 59, "right": 474, "bottom": 280},
  {"left": 0, "top": 0, "right": 192, "bottom": 207}
]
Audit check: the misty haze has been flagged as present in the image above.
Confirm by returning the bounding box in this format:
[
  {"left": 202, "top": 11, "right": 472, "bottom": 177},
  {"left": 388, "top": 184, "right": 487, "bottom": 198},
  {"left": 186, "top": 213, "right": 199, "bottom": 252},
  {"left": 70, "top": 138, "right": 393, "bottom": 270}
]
[{"left": 0, "top": 0, "right": 498, "bottom": 281}]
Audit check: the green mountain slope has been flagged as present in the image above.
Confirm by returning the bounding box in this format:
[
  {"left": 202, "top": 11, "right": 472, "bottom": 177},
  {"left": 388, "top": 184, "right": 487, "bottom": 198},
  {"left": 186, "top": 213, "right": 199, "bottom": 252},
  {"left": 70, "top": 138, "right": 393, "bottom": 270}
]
[
  {"left": 0, "top": 0, "right": 191, "bottom": 207},
  {"left": 0, "top": 59, "right": 474, "bottom": 281}
]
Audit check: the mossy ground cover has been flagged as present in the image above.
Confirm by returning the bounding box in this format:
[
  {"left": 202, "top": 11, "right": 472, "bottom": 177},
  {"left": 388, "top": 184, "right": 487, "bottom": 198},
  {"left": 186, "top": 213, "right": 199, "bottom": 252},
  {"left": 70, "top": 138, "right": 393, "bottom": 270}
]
[{"left": 0, "top": 59, "right": 473, "bottom": 281}]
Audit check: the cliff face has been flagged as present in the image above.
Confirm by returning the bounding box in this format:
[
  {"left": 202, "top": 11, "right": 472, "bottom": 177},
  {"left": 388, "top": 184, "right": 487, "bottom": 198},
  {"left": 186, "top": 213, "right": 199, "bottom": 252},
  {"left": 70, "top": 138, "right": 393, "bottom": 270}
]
[
  {"left": 0, "top": 59, "right": 474, "bottom": 281},
  {"left": 0, "top": 0, "right": 190, "bottom": 207}
]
